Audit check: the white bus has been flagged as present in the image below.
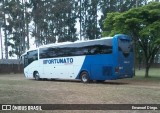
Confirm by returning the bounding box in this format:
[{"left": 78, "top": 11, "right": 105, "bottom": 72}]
[{"left": 21, "top": 34, "right": 134, "bottom": 83}]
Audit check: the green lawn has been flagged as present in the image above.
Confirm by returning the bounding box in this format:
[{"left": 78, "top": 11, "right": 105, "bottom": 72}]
[{"left": 135, "top": 68, "right": 160, "bottom": 81}]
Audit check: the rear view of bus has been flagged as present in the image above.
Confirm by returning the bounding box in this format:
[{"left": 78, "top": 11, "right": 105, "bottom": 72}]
[{"left": 114, "top": 34, "right": 134, "bottom": 79}]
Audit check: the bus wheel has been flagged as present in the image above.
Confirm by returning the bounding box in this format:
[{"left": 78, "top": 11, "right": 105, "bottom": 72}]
[
  {"left": 80, "top": 71, "right": 90, "bottom": 83},
  {"left": 34, "top": 72, "right": 40, "bottom": 80}
]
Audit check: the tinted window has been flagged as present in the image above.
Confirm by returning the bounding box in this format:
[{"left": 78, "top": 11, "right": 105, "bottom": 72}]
[
  {"left": 119, "top": 39, "right": 133, "bottom": 52},
  {"left": 39, "top": 48, "right": 64, "bottom": 58},
  {"left": 39, "top": 39, "right": 112, "bottom": 59},
  {"left": 89, "top": 45, "right": 112, "bottom": 54},
  {"left": 118, "top": 38, "right": 133, "bottom": 57}
]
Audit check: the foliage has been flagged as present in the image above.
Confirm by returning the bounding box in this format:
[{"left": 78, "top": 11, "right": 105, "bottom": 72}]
[
  {"left": 0, "top": 0, "right": 31, "bottom": 58},
  {"left": 99, "top": 0, "right": 147, "bottom": 33},
  {"left": 78, "top": 0, "right": 101, "bottom": 39},
  {"left": 31, "top": 0, "right": 78, "bottom": 46},
  {"left": 103, "top": 2, "right": 160, "bottom": 77}
]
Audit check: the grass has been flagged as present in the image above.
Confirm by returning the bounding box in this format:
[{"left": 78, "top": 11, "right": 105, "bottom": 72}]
[
  {"left": 136, "top": 68, "right": 160, "bottom": 77},
  {"left": 134, "top": 68, "right": 160, "bottom": 81},
  {"left": 0, "top": 69, "right": 160, "bottom": 113}
]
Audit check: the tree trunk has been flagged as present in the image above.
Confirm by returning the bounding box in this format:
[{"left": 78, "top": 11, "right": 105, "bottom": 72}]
[
  {"left": 79, "top": 0, "right": 82, "bottom": 40},
  {"left": 26, "top": 22, "right": 29, "bottom": 50},
  {"left": 25, "top": 0, "right": 29, "bottom": 50},
  {"left": 145, "top": 65, "right": 149, "bottom": 78},
  {"left": 2, "top": 0, "right": 8, "bottom": 59},
  {"left": 22, "top": 0, "right": 26, "bottom": 53}
]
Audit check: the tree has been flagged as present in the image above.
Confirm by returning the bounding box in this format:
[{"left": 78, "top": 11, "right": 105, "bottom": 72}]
[
  {"left": 1, "top": 0, "right": 9, "bottom": 59},
  {"left": 53, "top": 0, "right": 78, "bottom": 42},
  {"left": 31, "top": 0, "right": 78, "bottom": 46},
  {"left": 3, "top": 0, "right": 31, "bottom": 58},
  {"left": 103, "top": 2, "right": 160, "bottom": 77},
  {"left": 0, "top": 0, "right": 31, "bottom": 58},
  {"left": 99, "top": 0, "right": 148, "bottom": 34},
  {"left": 86, "top": 0, "right": 100, "bottom": 39},
  {"left": 78, "top": 0, "right": 101, "bottom": 40}
]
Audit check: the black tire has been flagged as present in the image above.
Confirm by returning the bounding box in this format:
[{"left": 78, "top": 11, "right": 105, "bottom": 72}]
[
  {"left": 96, "top": 80, "right": 105, "bottom": 83},
  {"left": 80, "top": 71, "right": 90, "bottom": 83},
  {"left": 34, "top": 72, "right": 40, "bottom": 80}
]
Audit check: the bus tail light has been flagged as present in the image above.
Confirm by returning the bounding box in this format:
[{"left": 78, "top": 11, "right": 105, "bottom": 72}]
[{"left": 115, "top": 67, "right": 119, "bottom": 73}]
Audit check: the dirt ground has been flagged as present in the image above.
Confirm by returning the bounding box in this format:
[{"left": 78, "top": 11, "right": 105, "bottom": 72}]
[{"left": 0, "top": 74, "right": 159, "bottom": 113}]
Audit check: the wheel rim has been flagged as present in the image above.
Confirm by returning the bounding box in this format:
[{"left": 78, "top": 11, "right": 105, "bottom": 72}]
[
  {"left": 82, "top": 74, "right": 88, "bottom": 82},
  {"left": 35, "top": 72, "right": 39, "bottom": 80},
  {"left": 35, "top": 75, "right": 38, "bottom": 80}
]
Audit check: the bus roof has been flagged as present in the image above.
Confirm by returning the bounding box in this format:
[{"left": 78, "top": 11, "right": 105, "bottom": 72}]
[
  {"left": 39, "top": 36, "right": 113, "bottom": 49},
  {"left": 21, "top": 36, "right": 113, "bottom": 55}
]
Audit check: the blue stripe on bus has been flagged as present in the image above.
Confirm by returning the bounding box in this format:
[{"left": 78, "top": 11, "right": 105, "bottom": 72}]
[{"left": 76, "top": 55, "right": 119, "bottom": 80}]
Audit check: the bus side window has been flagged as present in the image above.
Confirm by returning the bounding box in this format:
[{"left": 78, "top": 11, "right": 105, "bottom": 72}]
[{"left": 89, "top": 45, "right": 112, "bottom": 55}]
